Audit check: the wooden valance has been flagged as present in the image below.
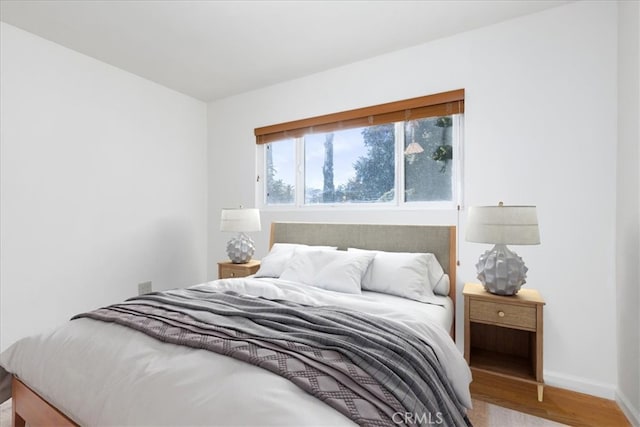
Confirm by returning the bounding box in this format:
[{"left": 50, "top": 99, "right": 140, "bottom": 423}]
[{"left": 255, "top": 89, "right": 464, "bottom": 145}]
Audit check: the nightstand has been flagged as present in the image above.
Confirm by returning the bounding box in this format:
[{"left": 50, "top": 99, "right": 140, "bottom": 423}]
[
  {"left": 218, "top": 260, "right": 260, "bottom": 279},
  {"left": 463, "top": 282, "right": 546, "bottom": 401}
]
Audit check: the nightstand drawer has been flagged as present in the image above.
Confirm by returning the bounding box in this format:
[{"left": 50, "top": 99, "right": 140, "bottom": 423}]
[
  {"left": 218, "top": 260, "right": 260, "bottom": 279},
  {"left": 469, "top": 299, "right": 536, "bottom": 330},
  {"left": 219, "top": 267, "right": 243, "bottom": 279}
]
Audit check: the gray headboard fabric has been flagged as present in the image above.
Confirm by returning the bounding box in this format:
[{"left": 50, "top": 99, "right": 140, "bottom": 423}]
[{"left": 269, "top": 222, "right": 457, "bottom": 337}]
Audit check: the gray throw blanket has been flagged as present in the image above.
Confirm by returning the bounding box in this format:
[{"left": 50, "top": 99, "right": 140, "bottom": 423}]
[{"left": 73, "top": 288, "right": 471, "bottom": 427}]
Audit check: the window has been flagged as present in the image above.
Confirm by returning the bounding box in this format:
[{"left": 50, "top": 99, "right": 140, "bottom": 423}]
[
  {"left": 258, "top": 89, "right": 464, "bottom": 208},
  {"left": 265, "top": 139, "right": 295, "bottom": 205},
  {"left": 404, "top": 116, "right": 456, "bottom": 202},
  {"left": 304, "top": 125, "right": 394, "bottom": 204}
]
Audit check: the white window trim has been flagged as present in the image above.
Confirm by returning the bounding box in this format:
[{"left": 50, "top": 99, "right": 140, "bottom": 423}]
[{"left": 256, "top": 116, "right": 464, "bottom": 211}]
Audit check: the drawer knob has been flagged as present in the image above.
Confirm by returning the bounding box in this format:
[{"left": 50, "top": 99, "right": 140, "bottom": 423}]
[
  {"left": 230, "top": 272, "right": 236, "bottom": 277},
  {"left": 498, "top": 311, "right": 505, "bottom": 318}
]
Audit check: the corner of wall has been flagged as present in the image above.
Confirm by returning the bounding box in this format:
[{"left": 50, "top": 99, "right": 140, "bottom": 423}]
[
  {"left": 616, "top": 0, "right": 640, "bottom": 423},
  {"left": 616, "top": 390, "right": 640, "bottom": 427}
]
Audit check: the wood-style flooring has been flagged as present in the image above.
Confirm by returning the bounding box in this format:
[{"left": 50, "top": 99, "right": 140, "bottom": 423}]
[
  {"left": 470, "top": 370, "right": 631, "bottom": 427},
  {"left": 0, "top": 373, "right": 632, "bottom": 427},
  {"left": 468, "top": 398, "right": 567, "bottom": 426}
]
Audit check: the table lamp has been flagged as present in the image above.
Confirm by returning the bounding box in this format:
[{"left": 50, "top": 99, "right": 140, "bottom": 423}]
[
  {"left": 220, "top": 207, "right": 261, "bottom": 264},
  {"left": 466, "top": 202, "right": 540, "bottom": 295}
]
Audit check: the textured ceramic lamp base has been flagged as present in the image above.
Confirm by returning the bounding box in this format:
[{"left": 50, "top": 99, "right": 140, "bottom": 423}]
[
  {"left": 226, "top": 233, "right": 255, "bottom": 264},
  {"left": 476, "top": 244, "right": 528, "bottom": 295}
]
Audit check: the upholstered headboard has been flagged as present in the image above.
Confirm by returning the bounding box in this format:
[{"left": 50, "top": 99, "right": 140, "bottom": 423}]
[{"left": 269, "top": 222, "right": 457, "bottom": 337}]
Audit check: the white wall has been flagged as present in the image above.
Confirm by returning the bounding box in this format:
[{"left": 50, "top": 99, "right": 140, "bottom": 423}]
[
  {"left": 0, "top": 23, "right": 208, "bottom": 351},
  {"left": 208, "top": 1, "right": 620, "bottom": 398},
  {"left": 616, "top": 1, "right": 640, "bottom": 424}
]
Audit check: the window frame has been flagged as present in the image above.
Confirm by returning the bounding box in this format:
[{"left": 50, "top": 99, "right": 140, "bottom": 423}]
[
  {"left": 256, "top": 115, "right": 464, "bottom": 211},
  {"left": 255, "top": 89, "right": 465, "bottom": 211}
]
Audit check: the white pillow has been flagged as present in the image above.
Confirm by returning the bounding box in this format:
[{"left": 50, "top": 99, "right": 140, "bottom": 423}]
[
  {"left": 424, "top": 255, "right": 449, "bottom": 296},
  {"left": 254, "top": 243, "right": 337, "bottom": 278},
  {"left": 348, "top": 248, "right": 439, "bottom": 302},
  {"left": 433, "top": 273, "right": 450, "bottom": 296},
  {"left": 279, "top": 249, "right": 375, "bottom": 294}
]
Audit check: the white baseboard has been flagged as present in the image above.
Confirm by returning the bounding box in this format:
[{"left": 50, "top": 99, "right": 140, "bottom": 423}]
[
  {"left": 616, "top": 390, "right": 640, "bottom": 427},
  {"left": 543, "top": 371, "right": 639, "bottom": 425},
  {"left": 544, "top": 370, "right": 616, "bottom": 400}
]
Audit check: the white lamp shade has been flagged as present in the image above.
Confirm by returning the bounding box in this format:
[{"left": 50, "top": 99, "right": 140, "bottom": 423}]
[
  {"left": 466, "top": 205, "right": 540, "bottom": 245},
  {"left": 220, "top": 208, "right": 261, "bottom": 232}
]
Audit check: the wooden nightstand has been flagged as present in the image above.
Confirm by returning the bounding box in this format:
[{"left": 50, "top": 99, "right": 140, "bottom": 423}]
[
  {"left": 218, "top": 260, "right": 260, "bottom": 279},
  {"left": 463, "top": 282, "right": 546, "bottom": 401}
]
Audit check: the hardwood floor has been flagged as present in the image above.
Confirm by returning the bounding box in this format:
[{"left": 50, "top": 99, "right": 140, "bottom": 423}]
[
  {"left": 0, "top": 373, "right": 631, "bottom": 427},
  {"left": 470, "top": 370, "right": 631, "bottom": 427},
  {"left": 468, "top": 398, "right": 566, "bottom": 426}
]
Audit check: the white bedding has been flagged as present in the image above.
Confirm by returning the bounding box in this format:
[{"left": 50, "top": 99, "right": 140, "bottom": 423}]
[
  {"left": 360, "top": 290, "right": 453, "bottom": 332},
  {"left": 1, "top": 277, "right": 471, "bottom": 426}
]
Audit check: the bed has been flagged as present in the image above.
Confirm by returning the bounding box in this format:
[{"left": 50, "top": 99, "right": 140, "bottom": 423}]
[{"left": 0, "top": 222, "right": 472, "bottom": 426}]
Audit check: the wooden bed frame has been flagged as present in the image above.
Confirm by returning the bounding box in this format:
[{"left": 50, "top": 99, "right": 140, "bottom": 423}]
[
  {"left": 11, "top": 377, "right": 77, "bottom": 427},
  {"left": 10, "top": 222, "right": 457, "bottom": 427}
]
